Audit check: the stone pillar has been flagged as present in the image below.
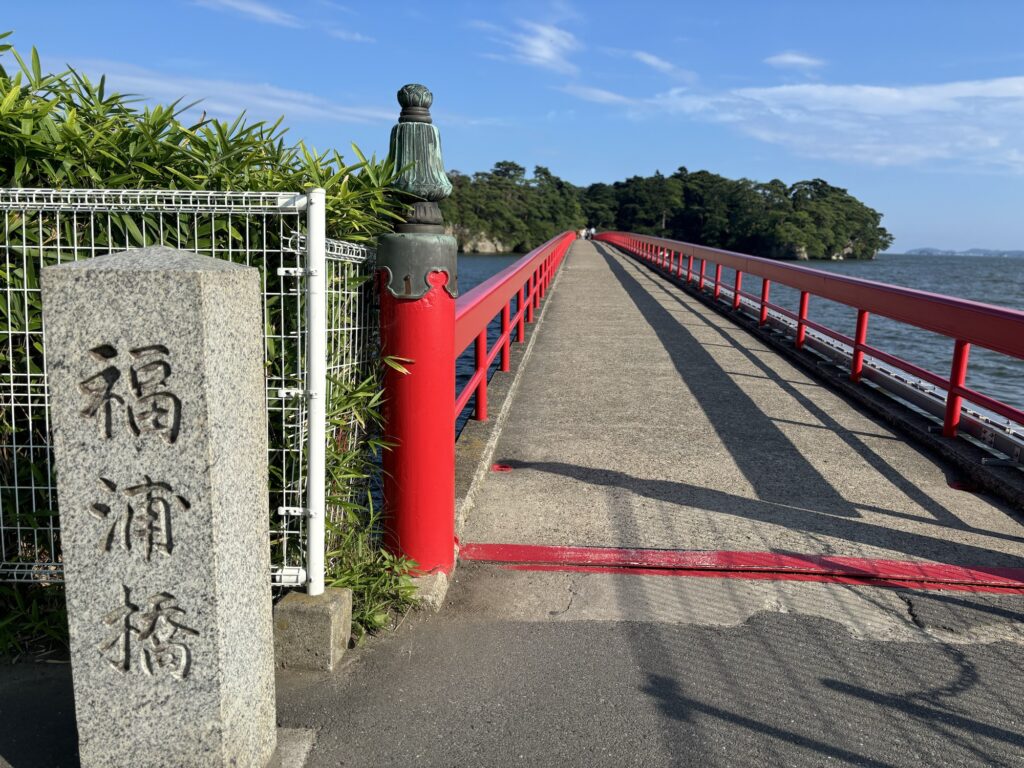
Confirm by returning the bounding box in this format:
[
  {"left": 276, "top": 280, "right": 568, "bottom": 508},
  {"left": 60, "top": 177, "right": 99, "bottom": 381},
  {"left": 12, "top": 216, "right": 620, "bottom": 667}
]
[{"left": 42, "top": 247, "right": 276, "bottom": 767}]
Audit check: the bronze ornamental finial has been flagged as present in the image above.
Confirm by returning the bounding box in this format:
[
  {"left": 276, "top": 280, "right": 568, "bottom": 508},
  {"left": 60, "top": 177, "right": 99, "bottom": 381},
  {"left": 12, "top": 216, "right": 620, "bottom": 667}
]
[
  {"left": 397, "top": 83, "right": 433, "bottom": 123},
  {"left": 377, "top": 83, "right": 458, "bottom": 299},
  {"left": 389, "top": 83, "right": 453, "bottom": 218}
]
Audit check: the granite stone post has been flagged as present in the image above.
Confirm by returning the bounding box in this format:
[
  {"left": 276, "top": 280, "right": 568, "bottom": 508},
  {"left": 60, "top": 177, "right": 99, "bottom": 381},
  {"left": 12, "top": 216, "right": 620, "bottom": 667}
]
[{"left": 42, "top": 247, "right": 276, "bottom": 767}]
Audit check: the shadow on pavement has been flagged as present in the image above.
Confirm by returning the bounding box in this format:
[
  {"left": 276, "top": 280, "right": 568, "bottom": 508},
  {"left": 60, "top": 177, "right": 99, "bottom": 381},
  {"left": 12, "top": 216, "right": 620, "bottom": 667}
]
[
  {"left": 497, "top": 458, "right": 1024, "bottom": 568},
  {"left": 592, "top": 242, "right": 1024, "bottom": 766},
  {"left": 0, "top": 662, "right": 77, "bottom": 767}
]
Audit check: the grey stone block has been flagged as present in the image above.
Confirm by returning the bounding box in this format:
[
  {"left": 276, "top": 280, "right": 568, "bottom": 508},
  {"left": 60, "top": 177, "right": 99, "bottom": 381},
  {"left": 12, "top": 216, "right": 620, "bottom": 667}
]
[
  {"left": 274, "top": 588, "right": 353, "bottom": 671},
  {"left": 42, "top": 247, "right": 276, "bottom": 767},
  {"left": 412, "top": 571, "right": 450, "bottom": 611}
]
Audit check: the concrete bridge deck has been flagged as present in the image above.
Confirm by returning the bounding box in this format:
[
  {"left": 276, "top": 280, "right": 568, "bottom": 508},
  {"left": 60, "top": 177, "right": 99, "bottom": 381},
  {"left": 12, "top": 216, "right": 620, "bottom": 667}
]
[{"left": 462, "top": 240, "right": 1024, "bottom": 569}]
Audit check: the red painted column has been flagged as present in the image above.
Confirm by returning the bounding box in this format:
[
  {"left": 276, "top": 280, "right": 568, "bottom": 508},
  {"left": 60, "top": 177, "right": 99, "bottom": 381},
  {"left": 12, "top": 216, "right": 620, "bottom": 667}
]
[
  {"left": 376, "top": 83, "right": 457, "bottom": 575},
  {"left": 732, "top": 271, "right": 743, "bottom": 310},
  {"left": 474, "top": 330, "right": 488, "bottom": 420},
  {"left": 379, "top": 270, "right": 456, "bottom": 574},
  {"left": 526, "top": 273, "right": 536, "bottom": 323},
  {"left": 698, "top": 259, "right": 706, "bottom": 291},
  {"left": 943, "top": 339, "right": 971, "bottom": 437},
  {"left": 713, "top": 263, "right": 722, "bottom": 300},
  {"left": 796, "top": 291, "right": 810, "bottom": 349},
  {"left": 516, "top": 286, "right": 526, "bottom": 342},
  {"left": 759, "top": 279, "right": 770, "bottom": 325},
  {"left": 686, "top": 254, "right": 693, "bottom": 283},
  {"left": 500, "top": 303, "right": 511, "bottom": 371},
  {"left": 851, "top": 309, "right": 870, "bottom": 382}
]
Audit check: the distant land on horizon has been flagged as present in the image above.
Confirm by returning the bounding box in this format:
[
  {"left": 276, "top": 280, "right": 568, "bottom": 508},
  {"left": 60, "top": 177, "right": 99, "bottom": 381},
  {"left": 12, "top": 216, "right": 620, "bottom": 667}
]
[{"left": 889, "top": 247, "right": 1024, "bottom": 257}]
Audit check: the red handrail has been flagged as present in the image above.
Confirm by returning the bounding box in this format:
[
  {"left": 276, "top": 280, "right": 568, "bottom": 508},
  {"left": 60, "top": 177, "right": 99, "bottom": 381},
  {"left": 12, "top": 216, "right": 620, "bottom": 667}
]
[
  {"left": 454, "top": 231, "right": 576, "bottom": 421},
  {"left": 597, "top": 231, "right": 1024, "bottom": 438}
]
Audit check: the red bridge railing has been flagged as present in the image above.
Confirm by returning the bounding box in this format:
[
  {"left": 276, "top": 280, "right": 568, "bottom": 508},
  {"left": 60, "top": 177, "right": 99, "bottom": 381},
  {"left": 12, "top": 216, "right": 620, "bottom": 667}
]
[
  {"left": 379, "top": 230, "right": 575, "bottom": 574},
  {"left": 455, "top": 231, "right": 576, "bottom": 421},
  {"left": 596, "top": 232, "right": 1024, "bottom": 445}
]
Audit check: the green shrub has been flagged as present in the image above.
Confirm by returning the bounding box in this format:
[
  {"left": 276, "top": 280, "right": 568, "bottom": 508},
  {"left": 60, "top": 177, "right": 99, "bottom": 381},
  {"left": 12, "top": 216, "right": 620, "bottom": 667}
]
[{"left": 0, "top": 32, "right": 415, "bottom": 653}]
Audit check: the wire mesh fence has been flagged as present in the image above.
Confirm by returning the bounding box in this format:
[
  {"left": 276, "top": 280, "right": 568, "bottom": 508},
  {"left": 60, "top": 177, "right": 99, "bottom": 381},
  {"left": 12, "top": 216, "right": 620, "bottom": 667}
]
[{"left": 0, "top": 188, "right": 375, "bottom": 587}]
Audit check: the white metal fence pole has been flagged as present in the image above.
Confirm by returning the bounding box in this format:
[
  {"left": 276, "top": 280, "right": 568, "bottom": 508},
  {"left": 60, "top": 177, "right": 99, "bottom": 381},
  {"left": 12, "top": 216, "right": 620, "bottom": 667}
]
[{"left": 305, "top": 187, "right": 327, "bottom": 596}]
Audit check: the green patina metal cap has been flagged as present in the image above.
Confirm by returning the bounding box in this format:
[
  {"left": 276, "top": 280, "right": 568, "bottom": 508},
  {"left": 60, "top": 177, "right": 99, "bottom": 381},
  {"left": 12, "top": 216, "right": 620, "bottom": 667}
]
[
  {"left": 389, "top": 84, "right": 453, "bottom": 205},
  {"left": 377, "top": 83, "right": 458, "bottom": 298}
]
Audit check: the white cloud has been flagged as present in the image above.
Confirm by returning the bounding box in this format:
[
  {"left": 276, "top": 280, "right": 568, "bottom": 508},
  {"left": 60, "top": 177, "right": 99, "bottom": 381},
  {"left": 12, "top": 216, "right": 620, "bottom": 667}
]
[
  {"left": 561, "top": 84, "right": 635, "bottom": 105},
  {"left": 329, "top": 29, "right": 376, "bottom": 43},
  {"left": 563, "top": 73, "right": 1024, "bottom": 172},
  {"left": 736, "top": 77, "right": 1024, "bottom": 117},
  {"left": 633, "top": 51, "right": 675, "bottom": 74},
  {"left": 764, "top": 51, "right": 825, "bottom": 70},
  {"left": 717, "top": 77, "right": 1024, "bottom": 169},
  {"left": 475, "top": 19, "right": 581, "bottom": 75},
  {"left": 626, "top": 50, "right": 700, "bottom": 83},
  {"left": 193, "top": 0, "right": 301, "bottom": 28},
  {"left": 79, "top": 60, "right": 393, "bottom": 124}
]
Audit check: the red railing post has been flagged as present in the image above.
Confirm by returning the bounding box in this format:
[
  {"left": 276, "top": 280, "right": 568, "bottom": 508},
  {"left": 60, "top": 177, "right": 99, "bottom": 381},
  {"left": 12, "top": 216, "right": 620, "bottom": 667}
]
[
  {"left": 686, "top": 254, "right": 693, "bottom": 283},
  {"left": 526, "top": 273, "right": 536, "bottom": 323},
  {"left": 500, "top": 302, "right": 511, "bottom": 371},
  {"left": 376, "top": 84, "right": 456, "bottom": 574},
  {"left": 851, "top": 309, "right": 870, "bottom": 382},
  {"left": 732, "top": 271, "right": 743, "bottom": 310},
  {"left": 698, "top": 259, "right": 706, "bottom": 291},
  {"left": 759, "top": 279, "right": 770, "bottom": 325},
  {"left": 676, "top": 252, "right": 684, "bottom": 279},
  {"left": 796, "top": 291, "right": 810, "bottom": 349},
  {"left": 943, "top": 339, "right": 971, "bottom": 437},
  {"left": 713, "top": 263, "right": 722, "bottom": 300},
  {"left": 475, "top": 331, "right": 488, "bottom": 420},
  {"left": 516, "top": 286, "right": 526, "bottom": 342}
]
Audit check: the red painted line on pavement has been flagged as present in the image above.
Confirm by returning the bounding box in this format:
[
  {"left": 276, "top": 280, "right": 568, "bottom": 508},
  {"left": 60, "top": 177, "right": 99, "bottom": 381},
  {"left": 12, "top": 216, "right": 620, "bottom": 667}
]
[{"left": 460, "top": 542, "right": 1024, "bottom": 591}]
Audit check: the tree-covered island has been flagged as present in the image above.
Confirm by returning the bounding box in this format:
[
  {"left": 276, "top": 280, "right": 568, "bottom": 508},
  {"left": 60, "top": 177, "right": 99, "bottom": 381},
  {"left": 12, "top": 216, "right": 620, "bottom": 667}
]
[{"left": 441, "top": 162, "right": 894, "bottom": 260}]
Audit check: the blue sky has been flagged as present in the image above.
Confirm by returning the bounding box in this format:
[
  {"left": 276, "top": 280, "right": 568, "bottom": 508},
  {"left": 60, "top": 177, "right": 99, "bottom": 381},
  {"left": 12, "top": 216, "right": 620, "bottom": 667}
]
[{"left": 6, "top": 0, "right": 1024, "bottom": 251}]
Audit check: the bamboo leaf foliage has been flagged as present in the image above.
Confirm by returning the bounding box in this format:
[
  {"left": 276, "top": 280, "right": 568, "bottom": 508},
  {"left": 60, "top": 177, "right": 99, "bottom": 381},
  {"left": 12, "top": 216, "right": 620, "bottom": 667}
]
[{"left": 0, "top": 34, "right": 416, "bottom": 636}]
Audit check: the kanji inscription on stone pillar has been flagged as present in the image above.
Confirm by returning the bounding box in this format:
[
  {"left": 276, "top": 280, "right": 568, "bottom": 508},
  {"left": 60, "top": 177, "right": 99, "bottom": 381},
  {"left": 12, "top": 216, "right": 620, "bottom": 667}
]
[{"left": 43, "top": 246, "right": 276, "bottom": 768}]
